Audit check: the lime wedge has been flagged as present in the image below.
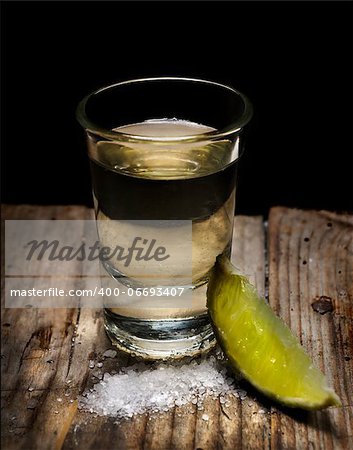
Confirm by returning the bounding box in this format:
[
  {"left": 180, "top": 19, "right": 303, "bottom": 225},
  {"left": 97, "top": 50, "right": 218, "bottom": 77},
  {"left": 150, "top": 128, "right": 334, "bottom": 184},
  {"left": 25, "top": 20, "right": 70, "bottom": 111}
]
[{"left": 207, "top": 256, "right": 341, "bottom": 410}]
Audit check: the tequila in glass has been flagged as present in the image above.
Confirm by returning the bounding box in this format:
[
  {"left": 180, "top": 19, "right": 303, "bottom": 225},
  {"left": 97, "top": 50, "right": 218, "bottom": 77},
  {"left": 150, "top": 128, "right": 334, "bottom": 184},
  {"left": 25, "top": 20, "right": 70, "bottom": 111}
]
[{"left": 77, "top": 78, "right": 252, "bottom": 359}]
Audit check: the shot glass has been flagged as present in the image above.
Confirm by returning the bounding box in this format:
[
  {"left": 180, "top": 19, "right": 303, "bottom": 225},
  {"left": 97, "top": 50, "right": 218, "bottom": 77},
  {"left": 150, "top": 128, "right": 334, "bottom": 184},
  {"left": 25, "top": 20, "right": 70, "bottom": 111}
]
[{"left": 77, "top": 77, "right": 252, "bottom": 359}]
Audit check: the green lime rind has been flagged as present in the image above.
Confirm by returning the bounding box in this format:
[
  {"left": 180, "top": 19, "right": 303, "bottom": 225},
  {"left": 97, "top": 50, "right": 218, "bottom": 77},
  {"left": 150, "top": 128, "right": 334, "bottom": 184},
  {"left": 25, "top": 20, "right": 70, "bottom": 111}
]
[{"left": 207, "top": 255, "right": 341, "bottom": 410}]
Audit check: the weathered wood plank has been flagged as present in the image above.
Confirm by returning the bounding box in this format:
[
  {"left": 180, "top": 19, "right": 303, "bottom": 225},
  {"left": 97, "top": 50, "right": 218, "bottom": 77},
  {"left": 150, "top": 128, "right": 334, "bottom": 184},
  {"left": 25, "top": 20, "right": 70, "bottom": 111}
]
[
  {"left": 1, "top": 205, "right": 104, "bottom": 450},
  {"left": 0, "top": 206, "right": 264, "bottom": 449},
  {"left": 2, "top": 205, "right": 352, "bottom": 450},
  {"left": 268, "top": 207, "right": 353, "bottom": 450},
  {"left": 228, "top": 216, "right": 271, "bottom": 450},
  {"left": 1, "top": 206, "right": 265, "bottom": 449},
  {"left": 62, "top": 214, "right": 266, "bottom": 450}
]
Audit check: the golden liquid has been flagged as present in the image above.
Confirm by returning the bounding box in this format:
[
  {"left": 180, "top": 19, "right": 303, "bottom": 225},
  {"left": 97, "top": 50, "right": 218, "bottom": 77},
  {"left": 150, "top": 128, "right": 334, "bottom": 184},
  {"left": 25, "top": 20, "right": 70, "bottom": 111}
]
[{"left": 90, "top": 120, "right": 237, "bottom": 318}]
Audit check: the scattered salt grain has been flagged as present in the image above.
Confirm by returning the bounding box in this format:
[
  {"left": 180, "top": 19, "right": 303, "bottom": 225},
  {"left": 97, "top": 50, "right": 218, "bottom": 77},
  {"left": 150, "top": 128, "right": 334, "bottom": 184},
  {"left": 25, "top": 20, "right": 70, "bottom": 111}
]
[
  {"left": 103, "top": 349, "right": 117, "bottom": 359},
  {"left": 91, "top": 369, "right": 103, "bottom": 380},
  {"left": 89, "top": 360, "right": 95, "bottom": 369},
  {"left": 202, "top": 414, "right": 209, "bottom": 421},
  {"left": 97, "top": 362, "right": 103, "bottom": 368},
  {"left": 80, "top": 357, "right": 239, "bottom": 420},
  {"left": 28, "top": 387, "right": 34, "bottom": 392},
  {"left": 237, "top": 389, "right": 247, "bottom": 400}
]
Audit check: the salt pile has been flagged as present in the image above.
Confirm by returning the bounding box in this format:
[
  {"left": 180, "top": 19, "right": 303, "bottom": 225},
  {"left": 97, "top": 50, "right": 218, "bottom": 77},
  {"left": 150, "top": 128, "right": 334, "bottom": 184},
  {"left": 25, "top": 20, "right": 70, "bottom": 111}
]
[{"left": 80, "top": 356, "right": 243, "bottom": 419}]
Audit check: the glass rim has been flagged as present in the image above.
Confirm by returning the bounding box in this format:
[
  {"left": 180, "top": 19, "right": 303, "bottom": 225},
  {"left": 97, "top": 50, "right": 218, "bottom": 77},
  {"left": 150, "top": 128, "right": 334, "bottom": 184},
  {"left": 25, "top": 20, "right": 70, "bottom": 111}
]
[{"left": 76, "top": 77, "right": 253, "bottom": 142}]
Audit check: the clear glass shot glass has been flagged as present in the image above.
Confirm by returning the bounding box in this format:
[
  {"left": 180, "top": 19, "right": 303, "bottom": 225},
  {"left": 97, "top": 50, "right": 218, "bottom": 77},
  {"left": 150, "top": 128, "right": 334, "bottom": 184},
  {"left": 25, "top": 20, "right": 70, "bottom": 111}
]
[{"left": 77, "top": 77, "right": 252, "bottom": 359}]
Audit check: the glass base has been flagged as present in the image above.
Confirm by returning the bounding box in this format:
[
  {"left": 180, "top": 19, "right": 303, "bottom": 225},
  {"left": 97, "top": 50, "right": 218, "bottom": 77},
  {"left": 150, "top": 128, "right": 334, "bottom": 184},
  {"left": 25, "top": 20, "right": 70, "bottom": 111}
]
[{"left": 104, "top": 308, "right": 216, "bottom": 360}]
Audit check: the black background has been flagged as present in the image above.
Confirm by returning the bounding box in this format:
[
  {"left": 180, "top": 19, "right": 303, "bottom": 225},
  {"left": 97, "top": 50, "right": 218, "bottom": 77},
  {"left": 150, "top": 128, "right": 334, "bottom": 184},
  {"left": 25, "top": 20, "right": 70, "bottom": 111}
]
[{"left": 2, "top": 1, "right": 352, "bottom": 217}]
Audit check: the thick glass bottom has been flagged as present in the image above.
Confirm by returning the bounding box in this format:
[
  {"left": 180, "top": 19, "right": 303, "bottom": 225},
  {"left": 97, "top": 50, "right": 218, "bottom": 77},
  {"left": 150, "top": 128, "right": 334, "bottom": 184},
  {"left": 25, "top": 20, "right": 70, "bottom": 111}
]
[{"left": 104, "top": 308, "right": 216, "bottom": 360}]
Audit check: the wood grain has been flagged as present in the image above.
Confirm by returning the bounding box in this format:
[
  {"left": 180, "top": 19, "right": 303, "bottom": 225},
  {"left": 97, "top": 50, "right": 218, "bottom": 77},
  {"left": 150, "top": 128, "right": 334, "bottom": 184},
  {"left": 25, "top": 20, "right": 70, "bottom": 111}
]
[
  {"left": 1, "top": 205, "right": 352, "bottom": 450},
  {"left": 268, "top": 207, "right": 353, "bottom": 450}
]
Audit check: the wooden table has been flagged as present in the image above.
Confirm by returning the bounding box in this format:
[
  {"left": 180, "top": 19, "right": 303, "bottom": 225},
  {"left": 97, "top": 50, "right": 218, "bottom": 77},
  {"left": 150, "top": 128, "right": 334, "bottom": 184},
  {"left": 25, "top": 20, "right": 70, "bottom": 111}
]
[{"left": 1, "top": 205, "right": 352, "bottom": 450}]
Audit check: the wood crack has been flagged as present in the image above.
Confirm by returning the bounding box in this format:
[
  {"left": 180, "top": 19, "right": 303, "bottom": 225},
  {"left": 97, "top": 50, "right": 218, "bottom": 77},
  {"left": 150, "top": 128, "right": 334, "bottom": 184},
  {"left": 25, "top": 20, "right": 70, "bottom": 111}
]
[
  {"left": 18, "top": 331, "right": 37, "bottom": 373},
  {"left": 18, "top": 326, "right": 53, "bottom": 373},
  {"left": 219, "top": 403, "right": 231, "bottom": 421},
  {"left": 66, "top": 309, "right": 81, "bottom": 379}
]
